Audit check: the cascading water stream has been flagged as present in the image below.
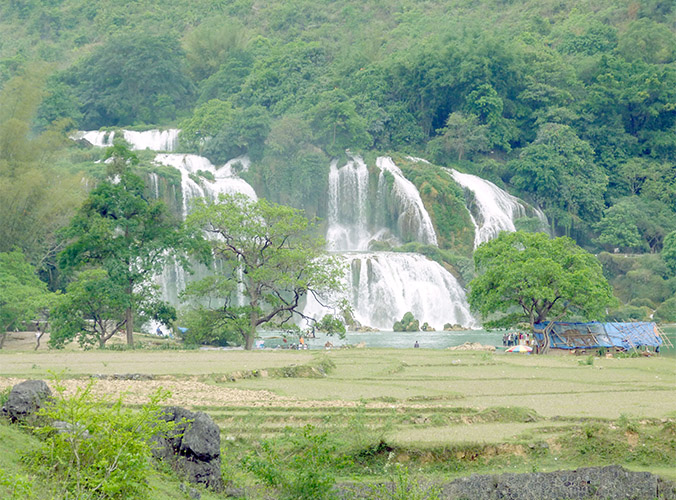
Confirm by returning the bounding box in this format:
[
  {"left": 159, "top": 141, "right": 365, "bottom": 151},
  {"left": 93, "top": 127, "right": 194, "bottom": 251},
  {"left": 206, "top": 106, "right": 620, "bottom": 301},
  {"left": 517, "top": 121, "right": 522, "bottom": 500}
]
[
  {"left": 376, "top": 157, "right": 438, "bottom": 246},
  {"left": 444, "top": 168, "right": 547, "bottom": 248},
  {"left": 154, "top": 154, "right": 256, "bottom": 216}
]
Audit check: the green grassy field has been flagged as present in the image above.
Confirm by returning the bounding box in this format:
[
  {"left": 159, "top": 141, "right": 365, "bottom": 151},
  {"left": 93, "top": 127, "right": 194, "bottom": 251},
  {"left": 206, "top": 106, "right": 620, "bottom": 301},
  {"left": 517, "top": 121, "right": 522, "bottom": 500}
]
[{"left": 1, "top": 343, "right": 675, "bottom": 498}]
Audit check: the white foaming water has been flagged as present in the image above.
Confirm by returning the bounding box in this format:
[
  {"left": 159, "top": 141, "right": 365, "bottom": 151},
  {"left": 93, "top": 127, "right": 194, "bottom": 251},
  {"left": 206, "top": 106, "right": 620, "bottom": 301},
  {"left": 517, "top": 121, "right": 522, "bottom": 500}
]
[
  {"left": 446, "top": 168, "right": 547, "bottom": 248},
  {"left": 154, "top": 154, "right": 256, "bottom": 216},
  {"left": 72, "top": 129, "right": 180, "bottom": 151},
  {"left": 304, "top": 252, "right": 475, "bottom": 331},
  {"left": 327, "top": 157, "right": 376, "bottom": 251},
  {"left": 377, "top": 157, "right": 438, "bottom": 246},
  {"left": 326, "top": 155, "right": 438, "bottom": 251}
]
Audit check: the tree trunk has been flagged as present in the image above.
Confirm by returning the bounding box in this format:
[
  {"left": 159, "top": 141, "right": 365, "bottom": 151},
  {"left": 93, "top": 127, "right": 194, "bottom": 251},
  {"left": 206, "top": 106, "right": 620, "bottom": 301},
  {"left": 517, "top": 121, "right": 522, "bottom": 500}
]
[
  {"left": 125, "top": 307, "right": 134, "bottom": 347},
  {"left": 245, "top": 310, "right": 257, "bottom": 350},
  {"left": 245, "top": 330, "right": 255, "bottom": 350},
  {"left": 0, "top": 331, "right": 6, "bottom": 349}
]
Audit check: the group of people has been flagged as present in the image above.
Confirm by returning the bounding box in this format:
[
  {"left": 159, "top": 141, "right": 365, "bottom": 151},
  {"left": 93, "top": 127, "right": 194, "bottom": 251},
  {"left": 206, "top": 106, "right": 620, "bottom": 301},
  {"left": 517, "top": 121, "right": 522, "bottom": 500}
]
[{"left": 502, "top": 332, "right": 532, "bottom": 347}]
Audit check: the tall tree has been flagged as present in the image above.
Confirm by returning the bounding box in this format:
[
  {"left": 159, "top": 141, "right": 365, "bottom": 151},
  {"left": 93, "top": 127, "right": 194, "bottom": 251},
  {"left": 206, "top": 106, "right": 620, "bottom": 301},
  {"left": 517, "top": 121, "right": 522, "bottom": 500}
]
[
  {"left": 186, "top": 194, "right": 345, "bottom": 350},
  {"left": 59, "top": 144, "right": 189, "bottom": 346},
  {"left": 468, "top": 231, "right": 616, "bottom": 353}
]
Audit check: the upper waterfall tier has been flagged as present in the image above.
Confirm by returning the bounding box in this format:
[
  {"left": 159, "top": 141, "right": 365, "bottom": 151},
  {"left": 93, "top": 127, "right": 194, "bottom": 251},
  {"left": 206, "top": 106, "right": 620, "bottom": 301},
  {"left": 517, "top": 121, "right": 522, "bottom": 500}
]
[
  {"left": 72, "top": 129, "right": 180, "bottom": 152},
  {"left": 377, "top": 157, "right": 438, "bottom": 247},
  {"left": 153, "top": 154, "right": 256, "bottom": 217},
  {"left": 446, "top": 168, "right": 547, "bottom": 248},
  {"left": 326, "top": 156, "right": 438, "bottom": 251}
]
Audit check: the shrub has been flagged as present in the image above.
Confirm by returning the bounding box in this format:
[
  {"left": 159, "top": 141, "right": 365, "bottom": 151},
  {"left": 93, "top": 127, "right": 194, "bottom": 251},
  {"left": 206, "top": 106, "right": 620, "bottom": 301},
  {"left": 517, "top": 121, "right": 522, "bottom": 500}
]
[
  {"left": 244, "top": 424, "right": 339, "bottom": 500},
  {"left": 23, "top": 379, "right": 174, "bottom": 500}
]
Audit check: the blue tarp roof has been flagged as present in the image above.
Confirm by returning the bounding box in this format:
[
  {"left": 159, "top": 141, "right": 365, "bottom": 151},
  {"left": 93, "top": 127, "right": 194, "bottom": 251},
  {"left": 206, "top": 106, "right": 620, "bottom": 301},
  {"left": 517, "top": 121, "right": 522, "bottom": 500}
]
[{"left": 533, "top": 322, "right": 662, "bottom": 350}]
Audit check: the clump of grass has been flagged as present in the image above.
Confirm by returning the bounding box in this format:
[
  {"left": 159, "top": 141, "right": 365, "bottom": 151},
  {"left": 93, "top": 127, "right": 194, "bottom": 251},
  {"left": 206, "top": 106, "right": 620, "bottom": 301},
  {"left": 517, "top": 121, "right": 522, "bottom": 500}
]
[
  {"left": 578, "top": 355, "right": 595, "bottom": 366},
  {"left": 473, "top": 406, "right": 539, "bottom": 424}
]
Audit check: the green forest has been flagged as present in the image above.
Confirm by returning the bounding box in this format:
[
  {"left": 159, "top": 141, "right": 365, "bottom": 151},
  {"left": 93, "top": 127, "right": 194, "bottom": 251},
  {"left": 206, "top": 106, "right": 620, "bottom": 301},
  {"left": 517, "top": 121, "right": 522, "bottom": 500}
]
[{"left": 2, "top": 0, "right": 676, "bottom": 328}]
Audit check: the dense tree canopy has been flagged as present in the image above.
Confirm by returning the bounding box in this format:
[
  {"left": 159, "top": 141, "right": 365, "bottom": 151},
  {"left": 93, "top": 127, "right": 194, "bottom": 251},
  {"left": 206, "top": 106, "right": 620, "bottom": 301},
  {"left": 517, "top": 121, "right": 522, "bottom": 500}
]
[
  {"left": 64, "top": 32, "right": 194, "bottom": 128},
  {"left": 468, "top": 232, "right": 616, "bottom": 352}
]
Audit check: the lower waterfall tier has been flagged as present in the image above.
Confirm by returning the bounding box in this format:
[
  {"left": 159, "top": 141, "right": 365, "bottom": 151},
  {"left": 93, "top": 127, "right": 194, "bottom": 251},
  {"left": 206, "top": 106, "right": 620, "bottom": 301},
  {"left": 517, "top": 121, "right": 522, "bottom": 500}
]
[{"left": 305, "top": 252, "right": 476, "bottom": 331}]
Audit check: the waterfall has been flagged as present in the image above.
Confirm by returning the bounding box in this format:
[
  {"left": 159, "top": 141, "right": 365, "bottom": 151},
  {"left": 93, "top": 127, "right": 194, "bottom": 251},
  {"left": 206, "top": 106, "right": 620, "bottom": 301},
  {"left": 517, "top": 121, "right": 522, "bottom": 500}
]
[
  {"left": 377, "top": 157, "right": 438, "bottom": 246},
  {"left": 148, "top": 172, "right": 160, "bottom": 199},
  {"left": 151, "top": 154, "right": 256, "bottom": 305},
  {"left": 305, "top": 252, "right": 476, "bottom": 331},
  {"left": 445, "top": 168, "right": 547, "bottom": 248},
  {"left": 327, "top": 157, "right": 379, "bottom": 251},
  {"left": 311, "top": 155, "right": 476, "bottom": 330},
  {"left": 154, "top": 154, "right": 256, "bottom": 216},
  {"left": 72, "top": 129, "right": 180, "bottom": 151},
  {"left": 326, "top": 155, "right": 438, "bottom": 251}
]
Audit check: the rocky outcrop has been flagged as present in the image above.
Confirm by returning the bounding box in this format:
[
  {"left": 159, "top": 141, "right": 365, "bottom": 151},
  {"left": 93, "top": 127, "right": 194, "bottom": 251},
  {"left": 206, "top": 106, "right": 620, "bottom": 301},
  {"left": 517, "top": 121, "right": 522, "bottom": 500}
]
[
  {"left": 338, "top": 465, "right": 676, "bottom": 499},
  {"left": 153, "top": 406, "right": 223, "bottom": 491},
  {"left": 440, "top": 465, "right": 676, "bottom": 500},
  {"left": 1, "top": 379, "right": 52, "bottom": 423}
]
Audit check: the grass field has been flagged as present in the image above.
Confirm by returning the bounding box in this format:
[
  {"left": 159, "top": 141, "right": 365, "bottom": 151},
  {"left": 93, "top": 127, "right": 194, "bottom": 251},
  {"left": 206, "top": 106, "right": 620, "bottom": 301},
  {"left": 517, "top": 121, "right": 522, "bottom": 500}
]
[{"left": 1, "top": 333, "right": 675, "bottom": 498}]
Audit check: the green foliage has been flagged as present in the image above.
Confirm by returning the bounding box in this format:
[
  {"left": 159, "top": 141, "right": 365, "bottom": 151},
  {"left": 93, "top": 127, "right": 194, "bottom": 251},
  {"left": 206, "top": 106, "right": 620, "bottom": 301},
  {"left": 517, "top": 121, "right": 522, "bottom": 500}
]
[
  {"left": 247, "top": 114, "right": 330, "bottom": 215},
  {"left": 59, "top": 153, "right": 189, "bottom": 345},
  {"left": 393, "top": 312, "right": 419, "bottom": 332},
  {"left": 469, "top": 231, "right": 616, "bottom": 329},
  {"left": 0, "top": 250, "right": 51, "bottom": 336},
  {"left": 183, "top": 16, "right": 250, "bottom": 82},
  {"left": 370, "top": 465, "right": 441, "bottom": 500},
  {"left": 315, "top": 314, "right": 346, "bottom": 338},
  {"left": 0, "top": 68, "right": 83, "bottom": 278},
  {"left": 202, "top": 104, "right": 271, "bottom": 163},
  {"left": 397, "top": 160, "right": 475, "bottom": 255},
  {"left": 654, "top": 296, "right": 676, "bottom": 323},
  {"left": 179, "top": 99, "right": 234, "bottom": 151},
  {"left": 510, "top": 123, "right": 607, "bottom": 232},
  {"left": 308, "top": 89, "right": 372, "bottom": 156},
  {"left": 49, "top": 269, "right": 129, "bottom": 348},
  {"left": 0, "top": 467, "right": 34, "bottom": 499},
  {"left": 427, "top": 112, "right": 489, "bottom": 162},
  {"left": 244, "top": 424, "right": 339, "bottom": 500},
  {"left": 178, "top": 275, "right": 246, "bottom": 347},
  {"left": 65, "top": 31, "right": 194, "bottom": 128},
  {"left": 662, "top": 231, "right": 676, "bottom": 274},
  {"left": 186, "top": 193, "right": 345, "bottom": 349},
  {"left": 23, "top": 379, "right": 173, "bottom": 500}
]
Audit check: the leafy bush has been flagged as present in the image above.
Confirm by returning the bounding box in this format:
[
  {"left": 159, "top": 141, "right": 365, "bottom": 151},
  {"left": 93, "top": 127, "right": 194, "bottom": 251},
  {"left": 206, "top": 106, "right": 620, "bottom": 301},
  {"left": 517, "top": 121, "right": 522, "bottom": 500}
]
[
  {"left": 0, "top": 467, "right": 34, "bottom": 499},
  {"left": 654, "top": 296, "right": 676, "bottom": 323},
  {"left": 393, "top": 312, "right": 419, "bottom": 332},
  {"left": 370, "top": 465, "right": 441, "bottom": 500},
  {"left": 23, "top": 379, "right": 174, "bottom": 500},
  {"left": 244, "top": 424, "right": 339, "bottom": 500}
]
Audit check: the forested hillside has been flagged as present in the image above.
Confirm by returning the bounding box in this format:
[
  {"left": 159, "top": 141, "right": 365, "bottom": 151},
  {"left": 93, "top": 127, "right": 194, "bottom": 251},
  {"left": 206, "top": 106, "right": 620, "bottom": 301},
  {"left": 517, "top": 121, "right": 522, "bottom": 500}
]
[{"left": 1, "top": 0, "right": 676, "bottom": 320}]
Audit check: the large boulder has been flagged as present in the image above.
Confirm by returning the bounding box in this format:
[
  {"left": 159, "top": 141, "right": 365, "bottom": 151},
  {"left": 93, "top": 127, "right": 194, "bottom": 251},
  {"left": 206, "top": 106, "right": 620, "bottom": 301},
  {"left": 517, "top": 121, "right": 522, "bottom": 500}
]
[
  {"left": 338, "top": 465, "right": 676, "bottom": 499},
  {"left": 153, "top": 406, "right": 223, "bottom": 491},
  {"left": 439, "top": 465, "right": 671, "bottom": 500},
  {"left": 1, "top": 379, "right": 52, "bottom": 423}
]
